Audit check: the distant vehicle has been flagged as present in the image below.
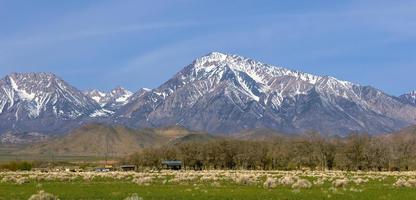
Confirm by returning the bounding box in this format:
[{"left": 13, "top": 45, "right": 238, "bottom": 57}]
[{"left": 95, "top": 168, "right": 111, "bottom": 172}]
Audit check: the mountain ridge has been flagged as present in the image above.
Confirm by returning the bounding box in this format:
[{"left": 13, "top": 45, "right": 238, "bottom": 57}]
[
  {"left": 1, "top": 52, "right": 416, "bottom": 140},
  {"left": 399, "top": 91, "right": 416, "bottom": 106},
  {"left": 84, "top": 86, "right": 133, "bottom": 112},
  {"left": 116, "top": 52, "right": 416, "bottom": 135},
  {"left": 0, "top": 72, "right": 102, "bottom": 136}
]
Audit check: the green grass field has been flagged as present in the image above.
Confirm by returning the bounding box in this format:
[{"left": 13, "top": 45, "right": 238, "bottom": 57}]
[{"left": 0, "top": 171, "right": 415, "bottom": 200}]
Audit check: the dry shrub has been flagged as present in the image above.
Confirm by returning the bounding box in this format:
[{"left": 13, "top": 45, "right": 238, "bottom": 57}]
[
  {"left": 28, "top": 190, "right": 59, "bottom": 200},
  {"left": 352, "top": 178, "right": 368, "bottom": 185},
  {"left": 263, "top": 177, "right": 277, "bottom": 189},
  {"left": 234, "top": 174, "right": 255, "bottom": 185},
  {"left": 123, "top": 193, "right": 143, "bottom": 200},
  {"left": 333, "top": 178, "right": 349, "bottom": 188},
  {"left": 349, "top": 187, "right": 363, "bottom": 192},
  {"left": 393, "top": 178, "right": 416, "bottom": 188},
  {"left": 407, "top": 179, "right": 416, "bottom": 187},
  {"left": 394, "top": 178, "right": 410, "bottom": 187},
  {"left": 279, "top": 175, "right": 298, "bottom": 185},
  {"left": 1, "top": 176, "right": 13, "bottom": 183},
  {"left": 292, "top": 179, "right": 312, "bottom": 189},
  {"left": 132, "top": 177, "right": 153, "bottom": 185},
  {"left": 211, "top": 181, "right": 221, "bottom": 187},
  {"left": 1, "top": 176, "right": 29, "bottom": 184},
  {"left": 16, "top": 177, "right": 30, "bottom": 185},
  {"left": 313, "top": 178, "right": 325, "bottom": 185}
]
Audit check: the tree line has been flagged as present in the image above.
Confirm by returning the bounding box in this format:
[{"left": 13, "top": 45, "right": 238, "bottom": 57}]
[
  {"left": 0, "top": 161, "right": 32, "bottom": 171},
  {"left": 125, "top": 131, "right": 416, "bottom": 171}
]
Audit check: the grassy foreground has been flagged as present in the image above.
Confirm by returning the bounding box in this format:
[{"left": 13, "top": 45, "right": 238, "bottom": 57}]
[{"left": 0, "top": 170, "right": 415, "bottom": 200}]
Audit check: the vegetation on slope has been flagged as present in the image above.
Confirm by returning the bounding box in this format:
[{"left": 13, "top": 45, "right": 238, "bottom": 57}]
[
  {"left": 128, "top": 127, "right": 416, "bottom": 171},
  {"left": 16, "top": 124, "right": 208, "bottom": 157}
]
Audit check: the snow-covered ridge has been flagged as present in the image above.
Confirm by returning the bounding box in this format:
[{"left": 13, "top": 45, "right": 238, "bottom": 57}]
[
  {"left": 85, "top": 89, "right": 106, "bottom": 104},
  {"left": 0, "top": 72, "right": 100, "bottom": 120},
  {"left": 89, "top": 109, "right": 114, "bottom": 117},
  {"left": 154, "top": 52, "right": 356, "bottom": 105},
  {"left": 112, "top": 87, "right": 133, "bottom": 103},
  {"left": 84, "top": 86, "right": 133, "bottom": 111},
  {"left": 193, "top": 52, "right": 331, "bottom": 85},
  {"left": 400, "top": 91, "right": 416, "bottom": 105},
  {"left": 118, "top": 52, "right": 416, "bottom": 135},
  {"left": 9, "top": 76, "right": 36, "bottom": 101},
  {"left": 403, "top": 91, "right": 416, "bottom": 99},
  {"left": 1, "top": 53, "right": 416, "bottom": 137}
]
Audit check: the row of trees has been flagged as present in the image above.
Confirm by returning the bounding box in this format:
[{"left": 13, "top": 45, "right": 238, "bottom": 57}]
[
  {"left": 126, "top": 132, "right": 416, "bottom": 171},
  {"left": 0, "top": 161, "right": 32, "bottom": 171}
]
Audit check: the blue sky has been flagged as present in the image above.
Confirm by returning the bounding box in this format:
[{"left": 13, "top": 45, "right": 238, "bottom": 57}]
[{"left": 0, "top": 0, "right": 415, "bottom": 95}]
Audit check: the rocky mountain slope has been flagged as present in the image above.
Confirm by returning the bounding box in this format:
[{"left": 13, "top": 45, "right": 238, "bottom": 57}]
[
  {"left": 0, "top": 73, "right": 102, "bottom": 136},
  {"left": 1, "top": 53, "right": 416, "bottom": 140},
  {"left": 84, "top": 87, "right": 133, "bottom": 111},
  {"left": 400, "top": 91, "right": 416, "bottom": 106},
  {"left": 117, "top": 52, "right": 416, "bottom": 135}
]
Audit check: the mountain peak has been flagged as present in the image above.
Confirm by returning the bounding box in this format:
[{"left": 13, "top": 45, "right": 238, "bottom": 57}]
[
  {"left": 119, "top": 52, "right": 416, "bottom": 135},
  {"left": 85, "top": 89, "right": 106, "bottom": 104},
  {"left": 8, "top": 72, "right": 56, "bottom": 76},
  {"left": 400, "top": 90, "right": 416, "bottom": 98},
  {"left": 84, "top": 86, "right": 133, "bottom": 111},
  {"left": 111, "top": 86, "right": 131, "bottom": 95},
  {"left": 112, "top": 86, "right": 126, "bottom": 90},
  {"left": 1, "top": 55, "right": 416, "bottom": 138},
  {"left": 0, "top": 72, "right": 101, "bottom": 135},
  {"left": 194, "top": 52, "right": 229, "bottom": 66},
  {"left": 6, "top": 72, "right": 57, "bottom": 80},
  {"left": 86, "top": 89, "right": 105, "bottom": 95},
  {"left": 408, "top": 91, "right": 416, "bottom": 96},
  {"left": 185, "top": 52, "right": 324, "bottom": 87},
  {"left": 152, "top": 52, "right": 358, "bottom": 107},
  {"left": 205, "top": 51, "right": 228, "bottom": 58},
  {"left": 399, "top": 91, "right": 416, "bottom": 105}
]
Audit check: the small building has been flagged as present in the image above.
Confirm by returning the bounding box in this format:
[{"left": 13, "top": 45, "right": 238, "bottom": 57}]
[
  {"left": 162, "top": 160, "right": 182, "bottom": 170},
  {"left": 120, "top": 165, "right": 136, "bottom": 171}
]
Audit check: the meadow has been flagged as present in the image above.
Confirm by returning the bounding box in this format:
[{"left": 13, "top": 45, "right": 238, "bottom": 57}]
[{"left": 1, "top": 170, "right": 416, "bottom": 200}]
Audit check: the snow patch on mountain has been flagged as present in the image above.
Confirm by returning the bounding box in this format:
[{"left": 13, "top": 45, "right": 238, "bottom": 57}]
[
  {"left": 84, "top": 87, "right": 133, "bottom": 111},
  {"left": 119, "top": 51, "right": 416, "bottom": 135},
  {"left": 9, "top": 76, "right": 36, "bottom": 101},
  {"left": 90, "top": 109, "right": 114, "bottom": 117},
  {"left": 152, "top": 52, "right": 356, "bottom": 106},
  {"left": 0, "top": 72, "right": 101, "bottom": 122},
  {"left": 400, "top": 91, "right": 416, "bottom": 105}
]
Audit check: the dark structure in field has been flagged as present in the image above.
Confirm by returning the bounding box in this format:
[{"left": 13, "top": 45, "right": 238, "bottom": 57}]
[
  {"left": 120, "top": 165, "right": 136, "bottom": 171},
  {"left": 162, "top": 160, "right": 182, "bottom": 170}
]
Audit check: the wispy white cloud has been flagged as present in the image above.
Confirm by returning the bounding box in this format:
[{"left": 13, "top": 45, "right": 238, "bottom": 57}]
[
  {"left": 0, "top": 0, "right": 414, "bottom": 94},
  {"left": 2, "top": 21, "right": 196, "bottom": 48}
]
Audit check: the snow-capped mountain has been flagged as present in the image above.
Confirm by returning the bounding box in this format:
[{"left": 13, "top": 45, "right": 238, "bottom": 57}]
[
  {"left": 84, "top": 89, "right": 107, "bottom": 106},
  {"left": 0, "top": 72, "right": 101, "bottom": 134},
  {"left": 400, "top": 91, "right": 416, "bottom": 106},
  {"left": 2, "top": 53, "right": 416, "bottom": 138},
  {"left": 85, "top": 87, "right": 133, "bottom": 111},
  {"left": 117, "top": 52, "right": 416, "bottom": 135}
]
